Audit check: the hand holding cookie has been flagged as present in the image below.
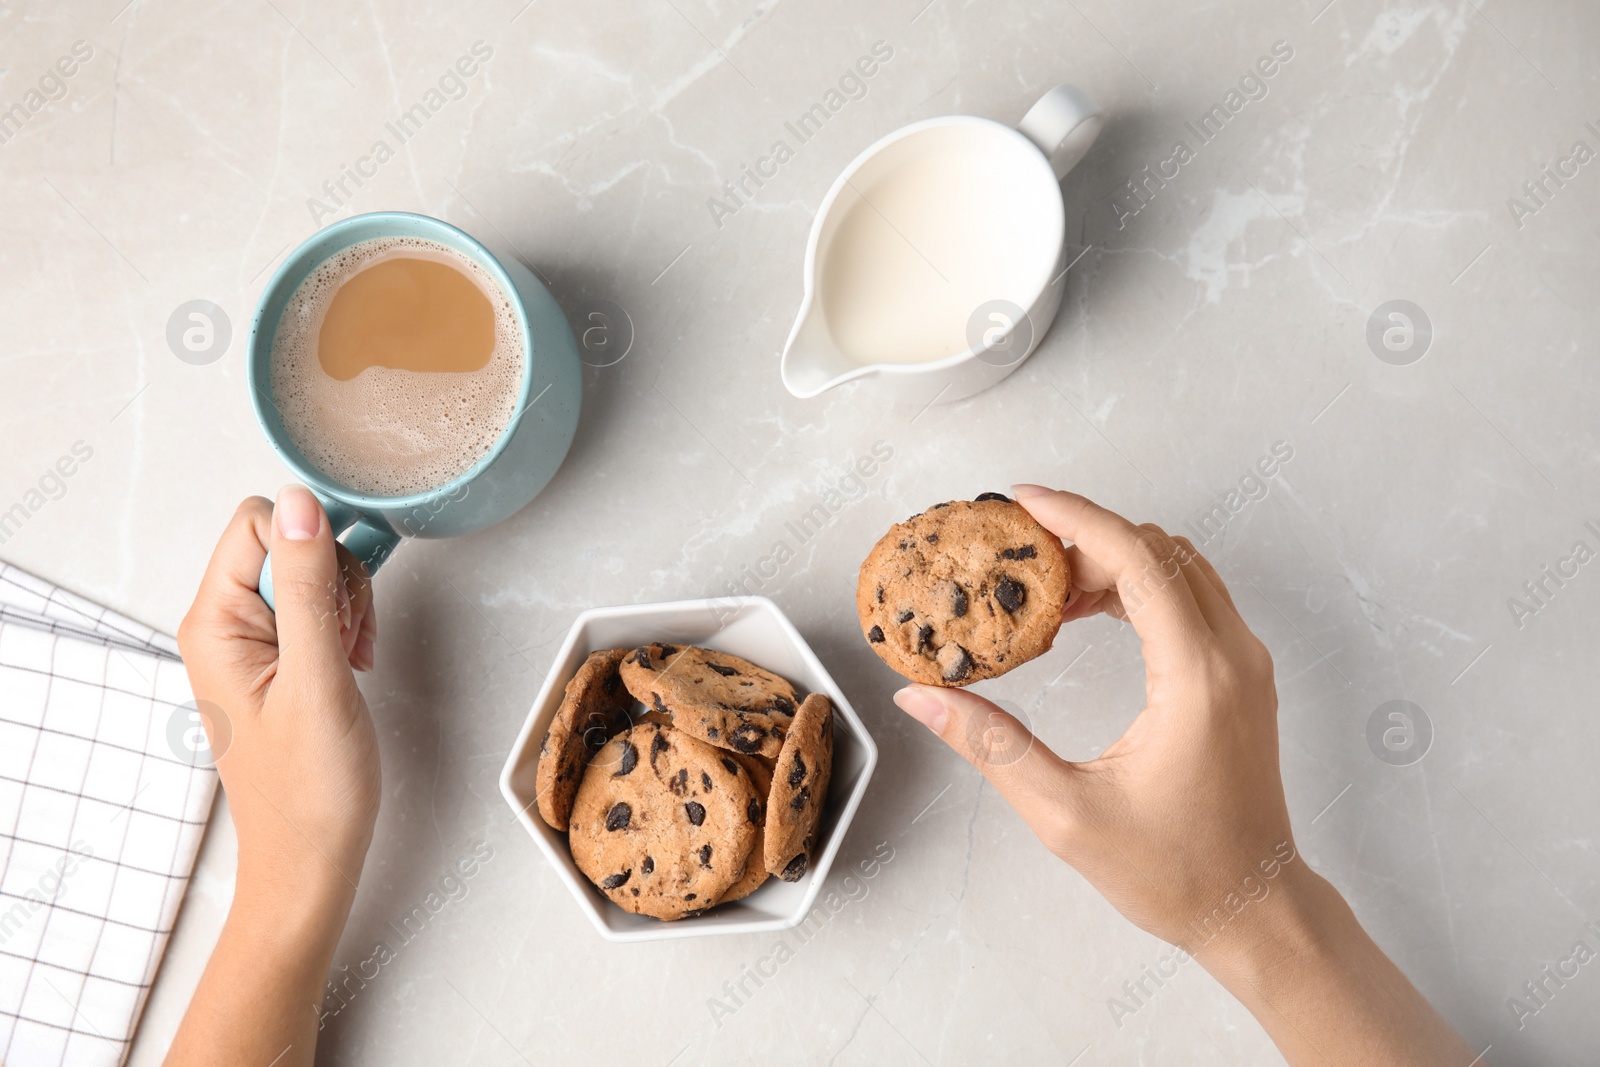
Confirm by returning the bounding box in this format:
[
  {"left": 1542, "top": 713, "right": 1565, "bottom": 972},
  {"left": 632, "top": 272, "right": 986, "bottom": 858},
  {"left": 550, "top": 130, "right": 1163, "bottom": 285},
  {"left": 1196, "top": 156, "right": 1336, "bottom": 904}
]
[{"left": 889, "top": 485, "right": 1477, "bottom": 1067}]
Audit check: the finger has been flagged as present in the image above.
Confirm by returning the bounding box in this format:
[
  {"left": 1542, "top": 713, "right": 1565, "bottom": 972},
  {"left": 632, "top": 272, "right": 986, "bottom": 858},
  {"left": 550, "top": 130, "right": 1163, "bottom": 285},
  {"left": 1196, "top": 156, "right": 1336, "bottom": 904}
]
[
  {"left": 1013, "top": 487, "right": 1210, "bottom": 658},
  {"left": 1061, "top": 586, "right": 1121, "bottom": 626},
  {"left": 895, "top": 685, "right": 1079, "bottom": 844},
  {"left": 335, "top": 543, "right": 373, "bottom": 665},
  {"left": 268, "top": 485, "right": 355, "bottom": 682},
  {"left": 352, "top": 598, "right": 377, "bottom": 673},
  {"left": 1169, "top": 536, "right": 1238, "bottom": 614},
  {"left": 1137, "top": 523, "right": 1232, "bottom": 634},
  {"left": 193, "top": 497, "right": 274, "bottom": 600},
  {"left": 179, "top": 498, "right": 277, "bottom": 653}
]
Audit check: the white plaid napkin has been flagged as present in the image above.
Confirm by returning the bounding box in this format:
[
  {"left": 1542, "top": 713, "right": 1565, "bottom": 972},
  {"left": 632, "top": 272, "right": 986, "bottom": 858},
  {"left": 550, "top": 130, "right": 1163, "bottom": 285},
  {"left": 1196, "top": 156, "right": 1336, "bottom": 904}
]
[{"left": 0, "top": 563, "right": 216, "bottom": 1067}]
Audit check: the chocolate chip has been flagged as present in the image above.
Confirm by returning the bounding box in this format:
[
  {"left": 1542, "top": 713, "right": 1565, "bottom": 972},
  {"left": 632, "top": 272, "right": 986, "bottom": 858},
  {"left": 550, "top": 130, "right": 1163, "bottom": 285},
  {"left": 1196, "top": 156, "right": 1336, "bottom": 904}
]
[
  {"left": 780, "top": 854, "right": 808, "bottom": 881},
  {"left": 931, "top": 502, "right": 951, "bottom": 509},
  {"left": 658, "top": 644, "right": 678, "bottom": 656},
  {"left": 926, "top": 533, "right": 939, "bottom": 543},
  {"left": 701, "top": 771, "right": 713, "bottom": 791},
  {"left": 974, "top": 492, "right": 1011, "bottom": 503},
  {"left": 1001, "top": 544, "right": 1037, "bottom": 561},
  {"left": 790, "top": 786, "right": 811, "bottom": 811},
  {"left": 603, "top": 672, "right": 622, "bottom": 696},
  {"left": 698, "top": 844, "right": 713, "bottom": 867},
  {"left": 951, "top": 583, "right": 968, "bottom": 618},
  {"left": 876, "top": 586, "right": 884, "bottom": 603},
  {"left": 708, "top": 663, "right": 739, "bottom": 677},
  {"left": 721, "top": 757, "right": 739, "bottom": 775},
  {"left": 729, "top": 723, "right": 766, "bottom": 753},
  {"left": 632, "top": 887, "right": 639, "bottom": 896},
  {"left": 685, "top": 892, "right": 697, "bottom": 901},
  {"left": 896, "top": 609, "right": 914, "bottom": 624},
  {"left": 747, "top": 797, "right": 762, "bottom": 823},
  {"left": 650, "top": 730, "right": 669, "bottom": 769},
  {"left": 788, "top": 753, "right": 807, "bottom": 787},
  {"left": 605, "top": 802, "right": 631, "bottom": 831},
  {"left": 685, "top": 801, "right": 706, "bottom": 825},
  {"left": 771, "top": 695, "right": 795, "bottom": 716},
  {"left": 995, "top": 577, "right": 1026, "bottom": 613},
  {"left": 601, "top": 870, "right": 630, "bottom": 889},
  {"left": 707, "top": 726, "right": 719, "bottom": 739},
  {"left": 867, "top": 625, "right": 885, "bottom": 643},
  {"left": 941, "top": 646, "right": 974, "bottom": 683},
  {"left": 898, "top": 539, "right": 911, "bottom": 550},
  {"left": 614, "top": 741, "right": 638, "bottom": 777},
  {"left": 642, "top": 856, "right": 654, "bottom": 875},
  {"left": 916, "top": 625, "right": 934, "bottom": 654},
  {"left": 634, "top": 646, "right": 653, "bottom": 669},
  {"left": 670, "top": 768, "right": 689, "bottom": 796},
  {"left": 653, "top": 693, "right": 670, "bottom": 716}
]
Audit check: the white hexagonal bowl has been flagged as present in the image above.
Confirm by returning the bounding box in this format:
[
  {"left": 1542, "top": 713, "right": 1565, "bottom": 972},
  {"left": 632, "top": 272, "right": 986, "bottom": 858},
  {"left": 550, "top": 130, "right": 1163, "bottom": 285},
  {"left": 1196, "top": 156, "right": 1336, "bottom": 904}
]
[{"left": 499, "top": 596, "right": 879, "bottom": 942}]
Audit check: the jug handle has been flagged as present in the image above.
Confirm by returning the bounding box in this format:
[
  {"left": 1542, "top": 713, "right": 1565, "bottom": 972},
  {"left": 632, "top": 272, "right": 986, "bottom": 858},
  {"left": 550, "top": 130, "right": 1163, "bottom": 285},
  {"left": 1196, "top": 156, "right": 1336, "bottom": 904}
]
[{"left": 1018, "top": 85, "right": 1104, "bottom": 181}]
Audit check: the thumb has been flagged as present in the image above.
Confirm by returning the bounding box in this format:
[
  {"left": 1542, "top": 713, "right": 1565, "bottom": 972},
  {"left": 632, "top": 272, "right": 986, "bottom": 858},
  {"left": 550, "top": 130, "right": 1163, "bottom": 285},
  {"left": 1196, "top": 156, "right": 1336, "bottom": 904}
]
[
  {"left": 895, "top": 685, "right": 1079, "bottom": 837},
  {"left": 269, "top": 484, "right": 352, "bottom": 679}
]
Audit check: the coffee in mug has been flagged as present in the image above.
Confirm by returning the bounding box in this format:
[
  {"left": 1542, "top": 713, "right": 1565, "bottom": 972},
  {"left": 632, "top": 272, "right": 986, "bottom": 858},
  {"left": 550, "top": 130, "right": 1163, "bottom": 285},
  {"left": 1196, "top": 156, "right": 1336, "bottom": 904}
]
[{"left": 269, "top": 236, "right": 524, "bottom": 498}]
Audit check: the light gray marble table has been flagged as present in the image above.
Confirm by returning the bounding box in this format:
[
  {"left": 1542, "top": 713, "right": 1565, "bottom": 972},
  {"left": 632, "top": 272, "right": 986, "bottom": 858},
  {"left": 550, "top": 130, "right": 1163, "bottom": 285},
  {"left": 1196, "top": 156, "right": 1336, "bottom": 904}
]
[{"left": 2, "top": 1, "right": 1596, "bottom": 1063}]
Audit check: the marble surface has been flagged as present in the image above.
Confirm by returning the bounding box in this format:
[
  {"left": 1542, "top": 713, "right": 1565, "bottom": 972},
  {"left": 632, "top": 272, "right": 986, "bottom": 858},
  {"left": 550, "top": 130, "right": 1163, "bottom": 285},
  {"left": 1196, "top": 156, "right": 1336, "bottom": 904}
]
[{"left": 2, "top": 0, "right": 1597, "bottom": 1063}]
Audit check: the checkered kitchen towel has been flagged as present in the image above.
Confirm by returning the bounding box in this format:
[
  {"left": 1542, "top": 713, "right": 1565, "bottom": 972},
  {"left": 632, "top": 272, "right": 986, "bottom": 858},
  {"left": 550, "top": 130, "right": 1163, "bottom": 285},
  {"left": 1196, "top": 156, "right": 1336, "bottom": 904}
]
[{"left": 0, "top": 563, "right": 216, "bottom": 1066}]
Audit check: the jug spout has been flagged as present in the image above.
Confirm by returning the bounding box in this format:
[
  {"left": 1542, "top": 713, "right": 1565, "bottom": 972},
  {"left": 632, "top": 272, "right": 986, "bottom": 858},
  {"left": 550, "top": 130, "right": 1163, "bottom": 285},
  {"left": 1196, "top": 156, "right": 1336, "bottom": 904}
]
[{"left": 780, "top": 300, "right": 866, "bottom": 398}]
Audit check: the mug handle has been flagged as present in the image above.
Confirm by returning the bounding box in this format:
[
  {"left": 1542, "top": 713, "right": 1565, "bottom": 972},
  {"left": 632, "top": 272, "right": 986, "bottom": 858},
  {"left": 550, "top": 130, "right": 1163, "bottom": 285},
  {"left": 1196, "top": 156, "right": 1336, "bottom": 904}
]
[
  {"left": 257, "top": 497, "right": 401, "bottom": 613},
  {"left": 1018, "top": 84, "right": 1104, "bottom": 181}
]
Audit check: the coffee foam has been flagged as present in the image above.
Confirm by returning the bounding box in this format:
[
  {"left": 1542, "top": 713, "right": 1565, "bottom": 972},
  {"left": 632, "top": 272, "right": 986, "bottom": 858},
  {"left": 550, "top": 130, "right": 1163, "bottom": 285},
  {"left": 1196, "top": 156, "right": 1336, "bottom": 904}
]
[{"left": 270, "top": 236, "right": 524, "bottom": 498}]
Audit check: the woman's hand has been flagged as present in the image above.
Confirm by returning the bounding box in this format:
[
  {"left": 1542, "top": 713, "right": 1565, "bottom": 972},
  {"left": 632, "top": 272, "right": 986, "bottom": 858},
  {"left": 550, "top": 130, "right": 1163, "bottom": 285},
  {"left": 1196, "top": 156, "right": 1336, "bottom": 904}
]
[
  {"left": 167, "top": 486, "right": 381, "bottom": 1067},
  {"left": 897, "top": 485, "right": 1293, "bottom": 951},
  {"left": 894, "top": 485, "right": 1479, "bottom": 1066}
]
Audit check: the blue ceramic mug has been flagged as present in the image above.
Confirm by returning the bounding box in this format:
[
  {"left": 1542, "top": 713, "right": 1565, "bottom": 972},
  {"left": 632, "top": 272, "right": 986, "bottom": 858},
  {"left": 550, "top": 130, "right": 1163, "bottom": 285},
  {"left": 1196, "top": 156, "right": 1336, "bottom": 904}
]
[{"left": 247, "top": 212, "right": 582, "bottom": 609}]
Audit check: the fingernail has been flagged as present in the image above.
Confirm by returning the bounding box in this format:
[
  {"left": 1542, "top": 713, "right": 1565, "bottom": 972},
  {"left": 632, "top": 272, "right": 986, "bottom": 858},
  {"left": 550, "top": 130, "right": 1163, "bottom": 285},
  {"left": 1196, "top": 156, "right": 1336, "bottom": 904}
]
[
  {"left": 1011, "top": 483, "right": 1052, "bottom": 498},
  {"left": 275, "top": 485, "right": 321, "bottom": 542},
  {"left": 894, "top": 686, "right": 948, "bottom": 734}
]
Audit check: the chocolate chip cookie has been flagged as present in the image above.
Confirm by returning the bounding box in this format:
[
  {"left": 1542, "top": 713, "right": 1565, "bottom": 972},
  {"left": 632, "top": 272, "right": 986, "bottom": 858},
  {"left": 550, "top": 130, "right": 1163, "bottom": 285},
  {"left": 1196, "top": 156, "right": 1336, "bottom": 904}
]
[
  {"left": 716, "top": 754, "right": 773, "bottom": 904},
  {"left": 620, "top": 644, "right": 799, "bottom": 759},
  {"left": 569, "top": 723, "right": 758, "bottom": 921},
  {"left": 534, "top": 648, "right": 634, "bottom": 831},
  {"left": 856, "top": 495, "right": 1070, "bottom": 686},
  {"left": 764, "top": 693, "right": 834, "bottom": 882}
]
